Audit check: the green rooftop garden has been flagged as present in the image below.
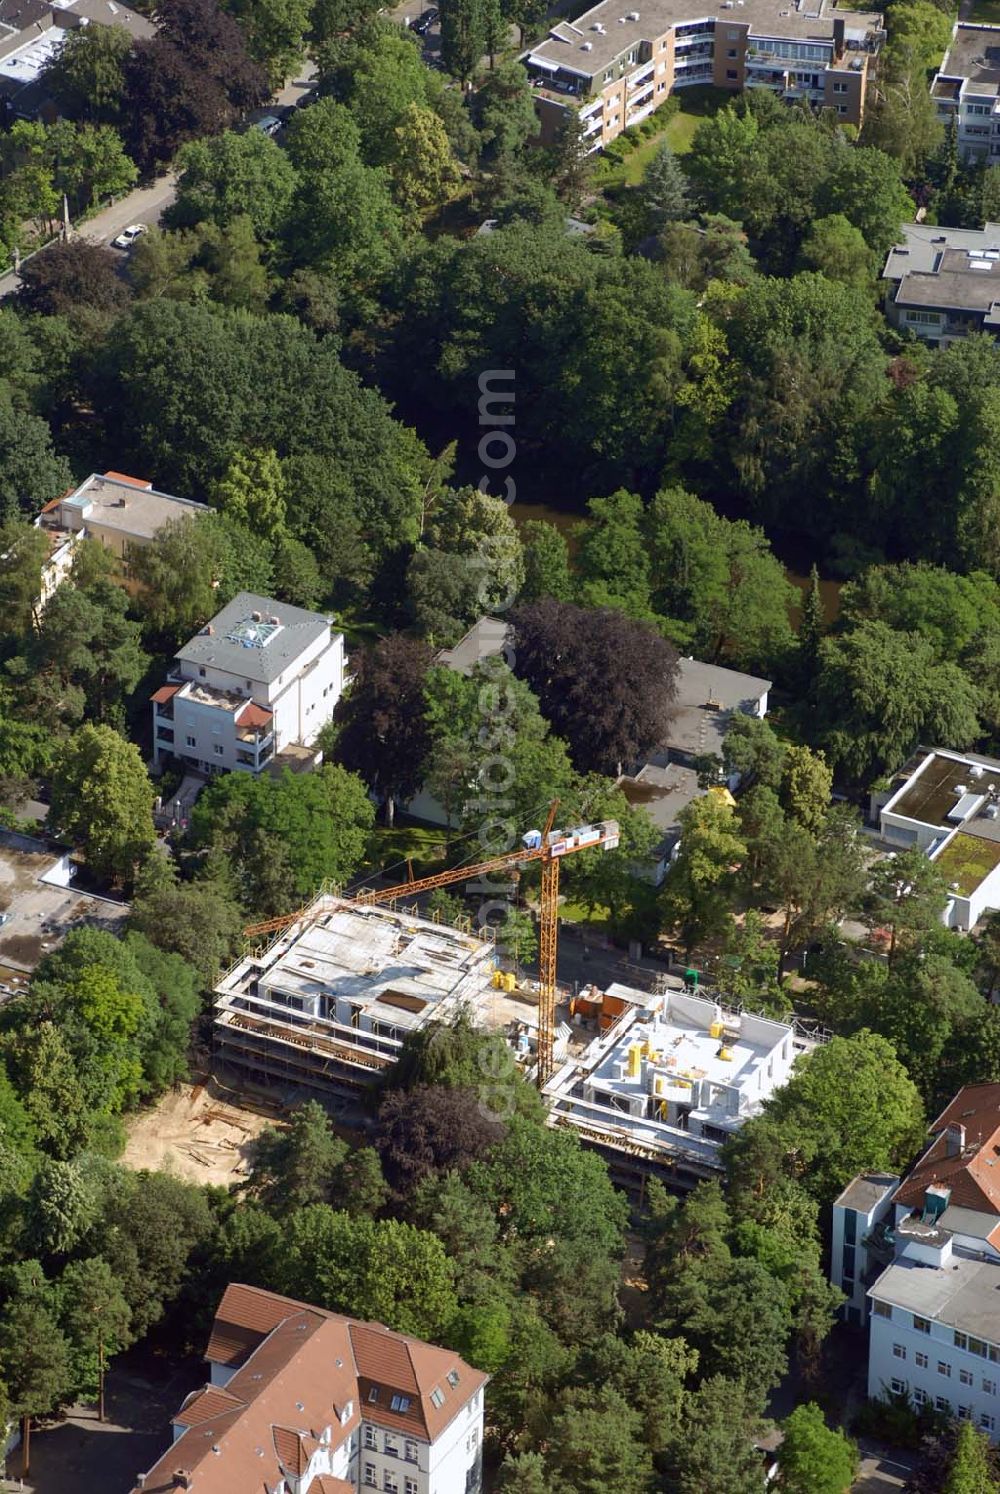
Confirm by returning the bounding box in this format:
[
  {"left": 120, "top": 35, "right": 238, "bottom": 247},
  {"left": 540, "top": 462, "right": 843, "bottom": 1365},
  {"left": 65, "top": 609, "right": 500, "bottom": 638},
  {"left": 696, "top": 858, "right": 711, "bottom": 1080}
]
[{"left": 933, "top": 832, "right": 1000, "bottom": 897}]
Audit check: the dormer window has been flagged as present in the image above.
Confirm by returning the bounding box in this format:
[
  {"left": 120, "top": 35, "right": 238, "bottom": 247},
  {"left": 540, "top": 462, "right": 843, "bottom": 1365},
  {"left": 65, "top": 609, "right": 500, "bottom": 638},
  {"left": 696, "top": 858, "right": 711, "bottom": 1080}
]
[
  {"left": 390, "top": 1395, "right": 411, "bottom": 1413},
  {"left": 340, "top": 1401, "right": 354, "bottom": 1425},
  {"left": 369, "top": 1387, "right": 380, "bottom": 1403}
]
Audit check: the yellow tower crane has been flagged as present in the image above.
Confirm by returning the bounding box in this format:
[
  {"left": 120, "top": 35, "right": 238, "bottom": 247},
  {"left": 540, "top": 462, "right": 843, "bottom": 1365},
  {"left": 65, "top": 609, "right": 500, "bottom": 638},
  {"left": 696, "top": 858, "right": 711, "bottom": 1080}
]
[{"left": 243, "top": 802, "right": 620, "bottom": 1087}]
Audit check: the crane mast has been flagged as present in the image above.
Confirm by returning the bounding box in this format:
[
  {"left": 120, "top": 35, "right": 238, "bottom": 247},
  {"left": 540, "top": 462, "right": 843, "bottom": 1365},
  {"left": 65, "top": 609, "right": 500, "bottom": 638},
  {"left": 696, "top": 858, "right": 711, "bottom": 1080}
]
[{"left": 243, "top": 802, "right": 619, "bottom": 1085}]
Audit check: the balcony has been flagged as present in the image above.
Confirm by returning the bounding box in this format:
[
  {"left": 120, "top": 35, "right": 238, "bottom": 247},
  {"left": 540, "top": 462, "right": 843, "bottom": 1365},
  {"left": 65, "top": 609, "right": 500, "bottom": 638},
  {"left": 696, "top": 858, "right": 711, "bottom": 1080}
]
[{"left": 156, "top": 726, "right": 175, "bottom": 745}]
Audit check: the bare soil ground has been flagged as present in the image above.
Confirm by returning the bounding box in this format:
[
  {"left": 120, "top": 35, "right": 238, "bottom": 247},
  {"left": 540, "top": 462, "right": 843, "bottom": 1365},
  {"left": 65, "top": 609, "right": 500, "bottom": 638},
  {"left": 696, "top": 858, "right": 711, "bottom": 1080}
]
[{"left": 120, "top": 1080, "right": 278, "bottom": 1187}]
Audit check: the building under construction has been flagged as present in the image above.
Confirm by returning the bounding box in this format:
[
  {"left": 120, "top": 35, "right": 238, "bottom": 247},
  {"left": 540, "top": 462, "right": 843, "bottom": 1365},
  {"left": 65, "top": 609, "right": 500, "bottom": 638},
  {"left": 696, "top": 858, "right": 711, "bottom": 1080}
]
[
  {"left": 545, "top": 985, "right": 817, "bottom": 1197},
  {"left": 213, "top": 895, "right": 501, "bottom": 1099}
]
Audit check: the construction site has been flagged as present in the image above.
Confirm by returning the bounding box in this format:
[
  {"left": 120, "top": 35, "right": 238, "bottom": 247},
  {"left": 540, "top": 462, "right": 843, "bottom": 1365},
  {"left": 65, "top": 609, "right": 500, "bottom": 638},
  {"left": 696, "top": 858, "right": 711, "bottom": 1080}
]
[
  {"left": 213, "top": 894, "right": 537, "bottom": 1101},
  {"left": 121, "top": 1079, "right": 276, "bottom": 1187}
]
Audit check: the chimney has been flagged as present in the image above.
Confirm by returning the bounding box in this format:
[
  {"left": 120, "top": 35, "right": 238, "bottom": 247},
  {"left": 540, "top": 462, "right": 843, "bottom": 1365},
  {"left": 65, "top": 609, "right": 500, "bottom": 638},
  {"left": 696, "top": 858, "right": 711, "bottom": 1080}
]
[
  {"left": 137, "top": 1479, "right": 146, "bottom": 1490},
  {"left": 173, "top": 1472, "right": 192, "bottom": 1490},
  {"left": 946, "top": 1122, "right": 966, "bottom": 1157}
]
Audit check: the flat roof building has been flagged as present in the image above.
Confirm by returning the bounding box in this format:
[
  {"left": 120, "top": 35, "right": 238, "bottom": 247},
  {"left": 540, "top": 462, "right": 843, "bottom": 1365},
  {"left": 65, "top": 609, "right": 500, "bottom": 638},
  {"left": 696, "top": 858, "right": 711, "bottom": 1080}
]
[
  {"left": 544, "top": 983, "right": 816, "bottom": 1193},
  {"left": 214, "top": 895, "right": 503, "bottom": 1098},
  {"left": 522, "top": 0, "right": 883, "bottom": 150},
  {"left": 131, "top": 1284, "right": 488, "bottom": 1494},
  {"left": 34, "top": 470, "right": 211, "bottom": 610},
  {"left": 0, "top": 0, "right": 152, "bottom": 116},
  {"left": 931, "top": 22, "right": 1000, "bottom": 161},
  {"left": 879, "top": 747, "right": 1000, "bottom": 932},
  {"left": 883, "top": 223, "right": 1000, "bottom": 346}
]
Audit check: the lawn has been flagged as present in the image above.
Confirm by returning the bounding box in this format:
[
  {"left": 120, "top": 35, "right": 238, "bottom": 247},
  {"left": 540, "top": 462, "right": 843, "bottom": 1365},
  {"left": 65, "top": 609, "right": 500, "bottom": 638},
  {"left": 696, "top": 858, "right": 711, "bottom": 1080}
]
[
  {"left": 367, "top": 821, "right": 453, "bottom": 882},
  {"left": 932, "top": 831, "right": 1000, "bottom": 897},
  {"left": 968, "top": 0, "right": 1000, "bottom": 23},
  {"left": 600, "top": 86, "right": 727, "bottom": 190}
]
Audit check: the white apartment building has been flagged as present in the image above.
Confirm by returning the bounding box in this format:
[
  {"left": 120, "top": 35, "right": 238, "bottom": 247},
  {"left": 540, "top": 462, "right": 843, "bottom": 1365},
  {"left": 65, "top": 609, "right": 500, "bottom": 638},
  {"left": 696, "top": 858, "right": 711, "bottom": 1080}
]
[
  {"left": 859, "top": 1085, "right": 1000, "bottom": 1440},
  {"left": 34, "top": 469, "right": 211, "bottom": 609},
  {"left": 151, "top": 592, "right": 344, "bottom": 777},
  {"left": 132, "top": 1283, "right": 487, "bottom": 1494},
  {"left": 932, "top": 23, "right": 1000, "bottom": 162},
  {"left": 878, "top": 747, "right": 1000, "bottom": 932}
]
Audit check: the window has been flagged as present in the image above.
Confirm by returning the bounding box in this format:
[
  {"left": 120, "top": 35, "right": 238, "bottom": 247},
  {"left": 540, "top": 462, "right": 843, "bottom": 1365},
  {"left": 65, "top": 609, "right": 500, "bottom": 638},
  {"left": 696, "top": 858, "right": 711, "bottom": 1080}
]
[
  {"left": 384, "top": 1475, "right": 398, "bottom": 1494},
  {"left": 955, "top": 1331, "right": 969, "bottom": 1350},
  {"left": 960, "top": 1369, "right": 973, "bottom": 1386},
  {"left": 893, "top": 1345, "right": 906, "bottom": 1361},
  {"left": 914, "top": 1388, "right": 928, "bottom": 1406},
  {"left": 406, "top": 1483, "right": 417, "bottom": 1494},
  {"left": 982, "top": 1413, "right": 996, "bottom": 1432},
  {"left": 385, "top": 1438, "right": 398, "bottom": 1459},
  {"left": 364, "top": 1467, "right": 377, "bottom": 1488},
  {"left": 185, "top": 735, "right": 196, "bottom": 747},
  {"left": 843, "top": 1245, "right": 856, "bottom": 1281},
  {"left": 726, "top": 68, "right": 738, "bottom": 78},
  {"left": 837, "top": 103, "right": 847, "bottom": 114},
  {"left": 984, "top": 1379, "right": 996, "bottom": 1395},
  {"left": 404, "top": 1443, "right": 418, "bottom": 1464},
  {"left": 916, "top": 1353, "right": 928, "bottom": 1369},
  {"left": 844, "top": 1211, "right": 857, "bottom": 1246},
  {"left": 213, "top": 744, "right": 224, "bottom": 757},
  {"left": 199, "top": 666, "right": 206, "bottom": 677},
  {"left": 369, "top": 1388, "right": 381, "bottom": 1404},
  {"left": 832, "top": 80, "right": 847, "bottom": 92},
  {"left": 936, "top": 1396, "right": 951, "bottom": 1414},
  {"left": 727, "top": 26, "right": 739, "bottom": 36},
  {"left": 727, "top": 46, "right": 736, "bottom": 55},
  {"left": 447, "top": 1371, "right": 461, "bottom": 1389},
  {"left": 873, "top": 1301, "right": 892, "bottom": 1319},
  {"left": 390, "top": 1396, "right": 411, "bottom": 1413},
  {"left": 938, "top": 1362, "right": 952, "bottom": 1378},
  {"left": 890, "top": 1378, "right": 906, "bottom": 1395},
  {"left": 430, "top": 1389, "right": 445, "bottom": 1409},
  {"left": 913, "top": 1316, "right": 931, "bottom": 1334},
  {"left": 958, "top": 1405, "right": 972, "bottom": 1420},
  {"left": 246, "top": 679, "right": 252, "bottom": 689},
  {"left": 364, "top": 1427, "right": 377, "bottom": 1450}
]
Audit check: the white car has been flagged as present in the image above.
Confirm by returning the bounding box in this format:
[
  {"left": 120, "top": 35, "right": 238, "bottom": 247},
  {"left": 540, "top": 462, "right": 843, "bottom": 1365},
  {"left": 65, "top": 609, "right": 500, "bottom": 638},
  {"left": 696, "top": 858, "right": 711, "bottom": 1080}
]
[{"left": 111, "top": 223, "right": 148, "bottom": 250}]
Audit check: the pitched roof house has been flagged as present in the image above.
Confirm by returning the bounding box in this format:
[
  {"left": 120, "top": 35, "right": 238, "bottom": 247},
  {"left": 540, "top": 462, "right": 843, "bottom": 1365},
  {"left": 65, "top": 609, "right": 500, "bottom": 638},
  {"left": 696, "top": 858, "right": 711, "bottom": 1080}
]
[{"left": 131, "top": 1285, "right": 488, "bottom": 1494}]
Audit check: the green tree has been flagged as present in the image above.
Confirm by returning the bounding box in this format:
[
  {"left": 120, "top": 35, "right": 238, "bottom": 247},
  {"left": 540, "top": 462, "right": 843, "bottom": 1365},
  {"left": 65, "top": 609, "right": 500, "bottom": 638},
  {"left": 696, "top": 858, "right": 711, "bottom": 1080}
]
[
  {"left": 673, "top": 1375, "right": 766, "bottom": 1494},
  {"left": 942, "top": 1419, "right": 1000, "bottom": 1494},
  {"left": 15, "top": 577, "right": 148, "bottom": 731},
  {"left": 0, "top": 520, "right": 48, "bottom": 635},
  {"left": 641, "top": 142, "right": 689, "bottom": 227},
  {"left": 816, "top": 146, "right": 914, "bottom": 261},
  {"left": 47, "top": 725, "right": 155, "bottom": 885},
  {"left": 780, "top": 745, "right": 832, "bottom": 833},
  {"left": 474, "top": 61, "right": 537, "bottom": 166},
  {"left": 227, "top": 0, "right": 311, "bottom": 85},
  {"left": 0, "top": 393, "right": 72, "bottom": 523},
  {"left": 25, "top": 1158, "right": 98, "bottom": 1259},
  {"left": 170, "top": 128, "right": 298, "bottom": 239},
  {"left": 388, "top": 104, "right": 460, "bottom": 221},
  {"left": 662, "top": 793, "right": 747, "bottom": 957},
  {"left": 799, "top": 213, "right": 873, "bottom": 287},
  {"left": 776, "top": 1403, "right": 858, "bottom": 1494},
  {"left": 545, "top": 111, "right": 592, "bottom": 208},
  {"left": 499, "top": 1452, "right": 551, "bottom": 1493},
  {"left": 545, "top": 1388, "right": 654, "bottom": 1494},
  {"left": 128, "top": 873, "right": 243, "bottom": 988},
  {"left": 439, "top": 0, "right": 485, "bottom": 81},
  {"left": 864, "top": 847, "right": 950, "bottom": 965},
  {"left": 209, "top": 446, "right": 287, "bottom": 542},
  {"left": 332, "top": 633, "right": 434, "bottom": 826},
  {"left": 577, "top": 489, "right": 651, "bottom": 616},
  {"left": 519, "top": 520, "right": 573, "bottom": 603},
  {"left": 56, "top": 1256, "right": 132, "bottom": 1418},
  {"left": 246, "top": 1100, "right": 348, "bottom": 1214},
  {"left": 42, "top": 25, "right": 131, "bottom": 123},
  {"left": 796, "top": 564, "right": 825, "bottom": 691},
  {"left": 0, "top": 1292, "right": 73, "bottom": 1473}
]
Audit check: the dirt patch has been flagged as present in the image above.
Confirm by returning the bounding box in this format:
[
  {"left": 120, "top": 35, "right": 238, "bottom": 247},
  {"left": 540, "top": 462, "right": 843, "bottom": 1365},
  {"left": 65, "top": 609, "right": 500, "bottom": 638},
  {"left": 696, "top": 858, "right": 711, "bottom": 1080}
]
[
  {"left": 0, "top": 932, "right": 44, "bottom": 966},
  {"left": 121, "top": 1081, "right": 279, "bottom": 1188}
]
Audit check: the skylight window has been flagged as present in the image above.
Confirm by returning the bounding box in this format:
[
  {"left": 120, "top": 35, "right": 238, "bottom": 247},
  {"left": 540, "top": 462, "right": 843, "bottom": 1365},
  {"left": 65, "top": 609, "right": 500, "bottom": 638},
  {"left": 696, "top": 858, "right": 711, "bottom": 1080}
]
[
  {"left": 446, "top": 1371, "right": 460, "bottom": 1389},
  {"left": 429, "top": 1388, "right": 445, "bottom": 1409}
]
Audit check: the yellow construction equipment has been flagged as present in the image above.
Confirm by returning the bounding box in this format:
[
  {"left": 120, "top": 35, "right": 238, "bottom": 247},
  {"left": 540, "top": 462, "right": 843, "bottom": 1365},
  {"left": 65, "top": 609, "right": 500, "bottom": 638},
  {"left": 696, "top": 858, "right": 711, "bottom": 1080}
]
[{"left": 243, "top": 800, "right": 620, "bottom": 1087}]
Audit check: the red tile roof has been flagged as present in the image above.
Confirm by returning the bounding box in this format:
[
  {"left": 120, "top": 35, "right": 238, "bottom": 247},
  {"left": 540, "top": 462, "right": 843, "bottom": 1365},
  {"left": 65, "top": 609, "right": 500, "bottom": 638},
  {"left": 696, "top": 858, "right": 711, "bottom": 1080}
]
[
  {"left": 894, "top": 1084, "right": 1000, "bottom": 1215},
  {"left": 236, "top": 702, "right": 274, "bottom": 729},
  {"left": 151, "top": 684, "right": 181, "bottom": 706},
  {"left": 133, "top": 1286, "right": 488, "bottom": 1494},
  {"left": 103, "top": 470, "right": 152, "bottom": 489}
]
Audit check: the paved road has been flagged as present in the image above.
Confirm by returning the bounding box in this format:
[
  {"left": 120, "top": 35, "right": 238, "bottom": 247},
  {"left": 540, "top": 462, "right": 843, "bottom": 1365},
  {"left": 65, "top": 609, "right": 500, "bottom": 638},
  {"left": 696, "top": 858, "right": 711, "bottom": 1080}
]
[{"left": 0, "top": 65, "right": 317, "bottom": 300}]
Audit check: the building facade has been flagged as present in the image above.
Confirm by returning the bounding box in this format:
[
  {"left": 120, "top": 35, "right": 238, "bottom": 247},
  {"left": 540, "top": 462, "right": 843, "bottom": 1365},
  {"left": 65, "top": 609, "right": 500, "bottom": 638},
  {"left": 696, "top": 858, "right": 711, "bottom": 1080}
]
[
  {"left": 932, "top": 23, "right": 1000, "bottom": 163},
  {"left": 151, "top": 592, "right": 344, "bottom": 776},
  {"left": 522, "top": 0, "right": 883, "bottom": 150},
  {"left": 830, "top": 1172, "right": 898, "bottom": 1327},
  {"left": 843, "top": 1086, "right": 1000, "bottom": 1440},
  {"left": 883, "top": 223, "right": 1000, "bottom": 347},
  {"left": 131, "top": 1284, "right": 487, "bottom": 1494}
]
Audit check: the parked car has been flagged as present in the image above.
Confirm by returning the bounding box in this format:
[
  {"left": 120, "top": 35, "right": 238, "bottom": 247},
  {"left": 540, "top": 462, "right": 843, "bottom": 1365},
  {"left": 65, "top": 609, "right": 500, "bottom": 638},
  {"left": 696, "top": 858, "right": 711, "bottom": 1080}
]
[
  {"left": 413, "top": 6, "right": 438, "bottom": 32},
  {"left": 111, "top": 223, "right": 147, "bottom": 250},
  {"left": 254, "top": 113, "right": 285, "bottom": 136}
]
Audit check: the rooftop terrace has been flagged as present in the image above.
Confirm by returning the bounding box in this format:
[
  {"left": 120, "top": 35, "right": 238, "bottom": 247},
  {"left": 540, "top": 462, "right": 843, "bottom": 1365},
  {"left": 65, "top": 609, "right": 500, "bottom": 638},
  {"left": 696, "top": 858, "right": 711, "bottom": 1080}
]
[
  {"left": 933, "top": 830, "right": 1000, "bottom": 896},
  {"left": 939, "top": 22, "right": 1000, "bottom": 90}
]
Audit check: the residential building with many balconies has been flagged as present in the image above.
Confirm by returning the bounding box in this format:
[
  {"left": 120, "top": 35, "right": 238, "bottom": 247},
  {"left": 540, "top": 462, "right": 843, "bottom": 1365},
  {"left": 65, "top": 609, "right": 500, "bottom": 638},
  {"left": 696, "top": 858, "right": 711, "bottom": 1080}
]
[
  {"left": 151, "top": 592, "right": 344, "bottom": 778},
  {"left": 882, "top": 222, "right": 1000, "bottom": 346},
  {"left": 521, "top": 0, "right": 883, "bottom": 150},
  {"left": 932, "top": 23, "right": 1000, "bottom": 162},
  {"left": 130, "top": 1283, "right": 487, "bottom": 1494}
]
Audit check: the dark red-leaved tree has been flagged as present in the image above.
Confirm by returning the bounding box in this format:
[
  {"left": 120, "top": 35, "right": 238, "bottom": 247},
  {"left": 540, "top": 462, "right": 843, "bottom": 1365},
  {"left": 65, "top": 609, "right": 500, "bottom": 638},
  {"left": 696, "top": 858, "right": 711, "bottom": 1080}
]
[{"left": 332, "top": 633, "right": 434, "bottom": 827}]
